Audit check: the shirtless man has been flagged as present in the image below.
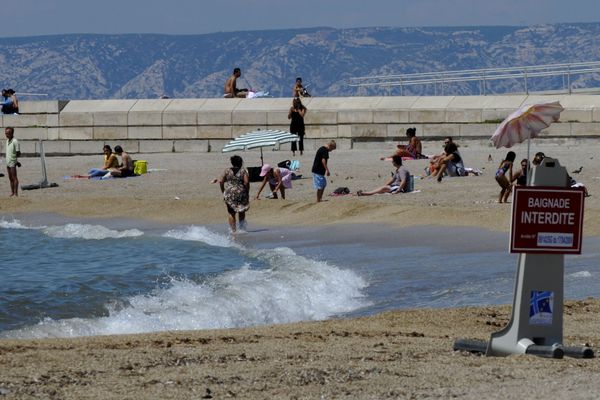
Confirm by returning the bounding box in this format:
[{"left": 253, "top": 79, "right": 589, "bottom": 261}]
[
  {"left": 292, "top": 77, "right": 310, "bottom": 97},
  {"left": 224, "top": 68, "right": 248, "bottom": 98},
  {"left": 110, "top": 145, "right": 135, "bottom": 177}
]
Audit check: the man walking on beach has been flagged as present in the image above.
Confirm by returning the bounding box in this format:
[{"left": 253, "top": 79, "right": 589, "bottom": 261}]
[
  {"left": 311, "top": 140, "right": 336, "bottom": 202},
  {"left": 5, "top": 127, "right": 21, "bottom": 197},
  {"left": 224, "top": 68, "right": 248, "bottom": 98}
]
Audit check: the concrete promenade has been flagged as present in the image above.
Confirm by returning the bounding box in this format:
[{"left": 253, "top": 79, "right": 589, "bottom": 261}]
[{"left": 1, "top": 95, "right": 600, "bottom": 155}]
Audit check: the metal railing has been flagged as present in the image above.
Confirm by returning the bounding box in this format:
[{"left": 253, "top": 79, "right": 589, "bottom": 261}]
[{"left": 347, "top": 61, "right": 600, "bottom": 96}]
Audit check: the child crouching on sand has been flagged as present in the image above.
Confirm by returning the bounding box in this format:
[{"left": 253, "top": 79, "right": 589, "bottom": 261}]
[{"left": 495, "top": 151, "right": 516, "bottom": 203}]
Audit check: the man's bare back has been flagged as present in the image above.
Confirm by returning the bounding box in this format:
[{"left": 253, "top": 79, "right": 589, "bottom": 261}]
[{"left": 224, "top": 68, "right": 247, "bottom": 98}]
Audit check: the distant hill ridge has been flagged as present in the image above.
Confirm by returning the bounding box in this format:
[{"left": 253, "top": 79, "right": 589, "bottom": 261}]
[{"left": 1, "top": 22, "right": 600, "bottom": 100}]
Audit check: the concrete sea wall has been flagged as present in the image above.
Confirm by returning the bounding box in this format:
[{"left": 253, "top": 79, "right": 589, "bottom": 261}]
[{"left": 1, "top": 95, "right": 600, "bottom": 155}]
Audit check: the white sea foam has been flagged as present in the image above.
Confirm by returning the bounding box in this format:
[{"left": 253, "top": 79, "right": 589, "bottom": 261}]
[
  {"left": 0, "top": 218, "right": 31, "bottom": 229},
  {"left": 3, "top": 242, "right": 370, "bottom": 339},
  {"left": 42, "top": 223, "right": 144, "bottom": 240},
  {"left": 568, "top": 271, "right": 592, "bottom": 278},
  {"left": 163, "top": 225, "right": 239, "bottom": 248}
]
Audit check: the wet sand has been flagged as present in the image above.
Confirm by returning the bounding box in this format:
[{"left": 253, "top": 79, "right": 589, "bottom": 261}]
[{"left": 1, "top": 139, "right": 599, "bottom": 399}]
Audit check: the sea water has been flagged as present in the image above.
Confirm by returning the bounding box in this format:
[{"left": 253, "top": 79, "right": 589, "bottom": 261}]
[{"left": 1, "top": 217, "right": 599, "bottom": 339}]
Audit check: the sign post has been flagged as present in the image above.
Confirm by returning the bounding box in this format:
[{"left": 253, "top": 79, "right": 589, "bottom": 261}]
[
  {"left": 485, "top": 157, "right": 590, "bottom": 357},
  {"left": 454, "top": 157, "right": 593, "bottom": 358},
  {"left": 510, "top": 186, "right": 584, "bottom": 254}
]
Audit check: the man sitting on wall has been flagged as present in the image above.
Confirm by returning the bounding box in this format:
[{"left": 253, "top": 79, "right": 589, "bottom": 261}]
[{"left": 224, "top": 68, "right": 248, "bottom": 98}]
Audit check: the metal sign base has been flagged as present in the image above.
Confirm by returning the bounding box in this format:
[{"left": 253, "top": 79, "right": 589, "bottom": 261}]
[
  {"left": 454, "top": 157, "right": 594, "bottom": 359},
  {"left": 21, "top": 140, "right": 58, "bottom": 191}
]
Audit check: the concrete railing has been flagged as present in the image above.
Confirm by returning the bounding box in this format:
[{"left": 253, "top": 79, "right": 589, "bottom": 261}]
[{"left": 1, "top": 95, "right": 600, "bottom": 155}]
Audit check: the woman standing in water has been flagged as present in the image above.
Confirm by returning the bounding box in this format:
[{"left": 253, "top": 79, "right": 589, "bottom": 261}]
[{"left": 218, "top": 155, "right": 250, "bottom": 234}]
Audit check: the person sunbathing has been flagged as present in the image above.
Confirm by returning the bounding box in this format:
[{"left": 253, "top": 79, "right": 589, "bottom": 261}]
[
  {"left": 86, "top": 145, "right": 120, "bottom": 177},
  {"left": 110, "top": 145, "right": 135, "bottom": 177},
  {"left": 357, "top": 155, "right": 411, "bottom": 196},
  {"left": 427, "top": 137, "right": 454, "bottom": 176},
  {"left": 381, "top": 127, "right": 425, "bottom": 161}
]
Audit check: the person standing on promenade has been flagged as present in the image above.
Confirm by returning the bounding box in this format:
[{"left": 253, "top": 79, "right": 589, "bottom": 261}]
[
  {"left": 5, "top": 127, "right": 21, "bottom": 196},
  {"left": 218, "top": 155, "right": 250, "bottom": 234},
  {"left": 288, "top": 97, "right": 307, "bottom": 156},
  {"left": 311, "top": 140, "right": 336, "bottom": 202},
  {"left": 224, "top": 68, "right": 248, "bottom": 98}
]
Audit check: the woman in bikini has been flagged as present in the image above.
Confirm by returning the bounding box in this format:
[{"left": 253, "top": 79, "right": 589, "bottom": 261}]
[
  {"left": 495, "top": 151, "right": 516, "bottom": 203},
  {"left": 380, "top": 127, "right": 424, "bottom": 161}
]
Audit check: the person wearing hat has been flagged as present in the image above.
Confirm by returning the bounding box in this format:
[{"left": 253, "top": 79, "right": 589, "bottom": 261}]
[{"left": 255, "top": 163, "right": 293, "bottom": 200}]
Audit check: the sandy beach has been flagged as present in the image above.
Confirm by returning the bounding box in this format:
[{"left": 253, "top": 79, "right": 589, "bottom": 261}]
[{"left": 1, "top": 138, "right": 599, "bottom": 399}]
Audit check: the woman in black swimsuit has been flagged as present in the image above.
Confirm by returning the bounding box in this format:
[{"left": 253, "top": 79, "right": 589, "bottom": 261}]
[{"left": 288, "top": 97, "right": 307, "bottom": 156}]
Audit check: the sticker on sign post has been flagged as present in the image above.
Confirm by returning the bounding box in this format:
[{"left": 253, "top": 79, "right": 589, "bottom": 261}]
[
  {"left": 510, "top": 186, "right": 585, "bottom": 254},
  {"left": 529, "top": 290, "right": 554, "bottom": 325}
]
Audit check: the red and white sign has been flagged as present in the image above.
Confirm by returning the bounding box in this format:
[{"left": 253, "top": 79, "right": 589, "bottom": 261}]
[{"left": 510, "top": 186, "right": 585, "bottom": 254}]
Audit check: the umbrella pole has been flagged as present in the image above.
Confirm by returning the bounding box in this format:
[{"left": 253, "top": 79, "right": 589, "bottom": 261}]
[
  {"left": 526, "top": 136, "right": 531, "bottom": 185},
  {"left": 260, "top": 147, "right": 264, "bottom": 166}
]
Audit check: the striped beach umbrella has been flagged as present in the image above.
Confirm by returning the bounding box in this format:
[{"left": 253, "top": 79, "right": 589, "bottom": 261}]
[{"left": 222, "top": 129, "right": 299, "bottom": 165}]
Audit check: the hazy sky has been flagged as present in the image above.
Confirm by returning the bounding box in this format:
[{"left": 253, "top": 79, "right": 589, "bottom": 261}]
[{"left": 5, "top": 0, "right": 600, "bottom": 37}]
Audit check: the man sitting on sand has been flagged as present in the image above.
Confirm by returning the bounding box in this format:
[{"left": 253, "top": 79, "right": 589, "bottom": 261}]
[
  {"left": 357, "top": 155, "right": 411, "bottom": 196},
  {"left": 224, "top": 68, "right": 248, "bottom": 98},
  {"left": 110, "top": 145, "right": 135, "bottom": 177}
]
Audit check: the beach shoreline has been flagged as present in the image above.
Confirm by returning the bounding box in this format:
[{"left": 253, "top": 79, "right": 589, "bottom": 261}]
[{"left": 1, "top": 141, "right": 600, "bottom": 398}]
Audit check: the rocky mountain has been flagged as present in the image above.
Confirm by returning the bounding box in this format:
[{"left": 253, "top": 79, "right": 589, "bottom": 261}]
[{"left": 1, "top": 23, "right": 600, "bottom": 100}]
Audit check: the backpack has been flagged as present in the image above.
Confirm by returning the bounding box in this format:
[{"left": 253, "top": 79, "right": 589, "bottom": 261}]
[
  {"left": 332, "top": 187, "right": 350, "bottom": 195},
  {"left": 277, "top": 160, "right": 291, "bottom": 169}
]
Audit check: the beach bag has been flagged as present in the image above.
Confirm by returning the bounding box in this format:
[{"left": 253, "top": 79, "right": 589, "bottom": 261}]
[
  {"left": 277, "top": 160, "right": 291, "bottom": 169},
  {"left": 133, "top": 160, "right": 148, "bottom": 175},
  {"left": 332, "top": 187, "right": 350, "bottom": 195},
  {"left": 407, "top": 175, "right": 414, "bottom": 192}
]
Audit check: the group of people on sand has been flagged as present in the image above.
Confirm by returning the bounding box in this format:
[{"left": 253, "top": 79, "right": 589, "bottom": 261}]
[
  {"left": 85, "top": 145, "right": 134, "bottom": 179},
  {"left": 215, "top": 140, "right": 336, "bottom": 233},
  {"left": 494, "top": 150, "right": 589, "bottom": 203}
]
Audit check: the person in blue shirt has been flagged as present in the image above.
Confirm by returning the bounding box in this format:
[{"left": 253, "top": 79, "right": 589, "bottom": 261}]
[
  {"left": 0, "top": 89, "right": 14, "bottom": 114},
  {"left": 1, "top": 89, "right": 18, "bottom": 114}
]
